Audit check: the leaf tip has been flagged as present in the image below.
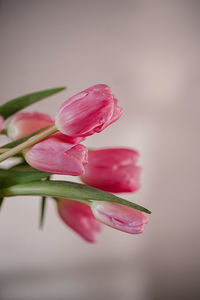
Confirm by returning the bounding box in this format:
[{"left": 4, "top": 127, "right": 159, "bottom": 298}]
[
  {"left": 145, "top": 208, "right": 152, "bottom": 214},
  {"left": 56, "top": 86, "right": 67, "bottom": 91}
]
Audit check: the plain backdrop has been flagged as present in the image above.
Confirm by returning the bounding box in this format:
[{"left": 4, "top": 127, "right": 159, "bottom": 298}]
[{"left": 0, "top": 1, "right": 200, "bottom": 299}]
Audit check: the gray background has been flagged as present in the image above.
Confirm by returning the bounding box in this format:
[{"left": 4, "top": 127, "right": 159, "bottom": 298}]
[{"left": 0, "top": 1, "right": 200, "bottom": 299}]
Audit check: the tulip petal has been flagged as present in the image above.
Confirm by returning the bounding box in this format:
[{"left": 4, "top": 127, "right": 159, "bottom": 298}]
[
  {"left": 81, "top": 148, "right": 141, "bottom": 193},
  {"left": 25, "top": 133, "right": 88, "bottom": 175},
  {"left": 7, "top": 111, "right": 54, "bottom": 140},
  {"left": 92, "top": 201, "right": 148, "bottom": 234},
  {"left": 55, "top": 84, "right": 122, "bottom": 137},
  {"left": 57, "top": 199, "right": 102, "bottom": 243}
]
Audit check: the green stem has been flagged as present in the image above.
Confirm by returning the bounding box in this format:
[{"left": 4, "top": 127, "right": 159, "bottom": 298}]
[
  {"left": 40, "top": 196, "right": 47, "bottom": 228},
  {"left": 0, "top": 125, "right": 58, "bottom": 163},
  {"left": 39, "top": 175, "right": 51, "bottom": 229},
  {"left": 0, "top": 148, "right": 9, "bottom": 153},
  {"left": 0, "top": 197, "right": 4, "bottom": 209}
]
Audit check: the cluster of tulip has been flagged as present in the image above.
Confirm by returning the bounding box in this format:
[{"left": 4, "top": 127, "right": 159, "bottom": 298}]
[{"left": 0, "top": 84, "right": 150, "bottom": 243}]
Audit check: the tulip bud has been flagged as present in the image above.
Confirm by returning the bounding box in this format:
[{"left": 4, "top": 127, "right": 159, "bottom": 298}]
[
  {"left": 57, "top": 199, "right": 102, "bottom": 243},
  {"left": 24, "top": 133, "right": 88, "bottom": 175},
  {"left": 91, "top": 201, "right": 148, "bottom": 234},
  {"left": 0, "top": 116, "right": 4, "bottom": 132},
  {"left": 55, "top": 84, "right": 123, "bottom": 137},
  {"left": 7, "top": 112, "right": 54, "bottom": 140},
  {"left": 81, "top": 148, "right": 141, "bottom": 193}
]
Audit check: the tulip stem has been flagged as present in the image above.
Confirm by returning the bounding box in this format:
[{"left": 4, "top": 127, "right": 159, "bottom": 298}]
[
  {"left": 0, "top": 148, "right": 9, "bottom": 153},
  {"left": 0, "top": 125, "right": 58, "bottom": 163}
]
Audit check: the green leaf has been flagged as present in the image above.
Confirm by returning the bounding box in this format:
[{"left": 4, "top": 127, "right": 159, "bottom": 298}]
[
  {"left": 0, "top": 125, "right": 51, "bottom": 149},
  {"left": 0, "top": 87, "right": 66, "bottom": 120},
  {"left": 8, "top": 161, "right": 32, "bottom": 170},
  {"left": 0, "top": 180, "right": 151, "bottom": 214},
  {"left": 0, "top": 169, "right": 50, "bottom": 188}
]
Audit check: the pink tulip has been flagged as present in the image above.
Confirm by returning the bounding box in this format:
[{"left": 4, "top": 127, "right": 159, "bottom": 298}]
[
  {"left": 91, "top": 201, "right": 148, "bottom": 234},
  {"left": 55, "top": 84, "right": 123, "bottom": 137},
  {"left": 24, "top": 132, "right": 88, "bottom": 175},
  {"left": 0, "top": 116, "right": 4, "bottom": 132},
  {"left": 7, "top": 111, "right": 85, "bottom": 144},
  {"left": 81, "top": 148, "right": 141, "bottom": 193},
  {"left": 7, "top": 112, "right": 54, "bottom": 140},
  {"left": 57, "top": 199, "right": 103, "bottom": 243}
]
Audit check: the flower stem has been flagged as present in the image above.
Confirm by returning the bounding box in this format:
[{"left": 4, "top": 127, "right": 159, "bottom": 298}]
[
  {"left": 0, "top": 125, "right": 58, "bottom": 163},
  {"left": 0, "top": 148, "right": 9, "bottom": 153}
]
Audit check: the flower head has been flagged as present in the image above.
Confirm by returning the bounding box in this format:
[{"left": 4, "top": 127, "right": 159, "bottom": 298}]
[
  {"left": 55, "top": 84, "right": 123, "bottom": 137},
  {"left": 91, "top": 201, "right": 148, "bottom": 234},
  {"left": 81, "top": 148, "right": 141, "bottom": 193},
  {"left": 24, "top": 132, "right": 88, "bottom": 175},
  {"left": 7, "top": 111, "right": 54, "bottom": 140},
  {"left": 57, "top": 199, "right": 102, "bottom": 243}
]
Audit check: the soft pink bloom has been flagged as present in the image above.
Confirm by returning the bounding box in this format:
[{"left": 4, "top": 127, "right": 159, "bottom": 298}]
[
  {"left": 7, "top": 111, "right": 85, "bottom": 144},
  {"left": 91, "top": 201, "right": 148, "bottom": 234},
  {"left": 7, "top": 111, "right": 54, "bottom": 139},
  {"left": 0, "top": 116, "right": 4, "bottom": 132},
  {"left": 57, "top": 199, "right": 103, "bottom": 243},
  {"left": 81, "top": 148, "right": 141, "bottom": 193},
  {"left": 55, "top": 84, "right": 123, "bottom": 137},
  {"left": 25, "top": 132, "right": 88, "bottom": 175}
]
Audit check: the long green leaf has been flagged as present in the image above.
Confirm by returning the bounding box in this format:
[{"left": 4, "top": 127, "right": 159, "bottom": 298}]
[
  {"left": 0, "top": 125, "right": 51, "bottom": 149},
  {"left": 0, "top": 169, "right": 50, "bottom": 188},
  {"left": 0, "top": 180, "right": 151, "bottom": 214},
  {"left": 0, "top": 87, "right": 66, "bottom": 120}
]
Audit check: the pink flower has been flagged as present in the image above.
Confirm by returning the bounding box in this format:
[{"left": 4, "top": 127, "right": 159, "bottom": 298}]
[
  {"left": 55, "top": 84, "right": 123, "bottom": 137},
  {"left": 7, "top": 112, "right": 54, "bottom": 140},
  {"left": 81, "top": 148, "right": 141, "bottom": 193},
  {"left": 0, "top": 116, "right": 4, "bottom": 132},
  {"left": 24, "top": 132, "right": 88, "bottom": 175},
  {"left": 7, "top": 111, "right": 85, "bottom": 144},
  {"left": 57, "top": 199, "right": 103, "bottom": 243},
  {"left": 91, "top": 201, "right": 148, "bottom": 234}
]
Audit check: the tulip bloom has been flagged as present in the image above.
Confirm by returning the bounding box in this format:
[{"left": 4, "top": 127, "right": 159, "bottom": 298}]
[
  {"left": 25, "top": 133, "right": 88, "bottom": 175},
  {"left": 81, "top": 148, "right": 141, "bottom": 193},
  {"left": 7, "top": 111, "right": 54, "bottom": 140},
  {"left": 57, "top": 199, "right": 102, "bottom": 243},
  {"left": 92, "top": 201, "right": 148, "bottom": 234},
  {"left": 55, "top": 84, "right": 123, "bottom": 137},
  {"left": 0, "top": 116, "right": 4, "bottom": 132}
]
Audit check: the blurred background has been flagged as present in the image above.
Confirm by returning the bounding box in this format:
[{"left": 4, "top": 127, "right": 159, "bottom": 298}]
[{"left": 0, "top": 0, "right": 200, "bottom": 299}]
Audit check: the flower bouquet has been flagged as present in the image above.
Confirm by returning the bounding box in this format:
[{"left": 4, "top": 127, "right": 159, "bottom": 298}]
[{"left": 0, "top": 84, "right": 151, "bottom": 243}]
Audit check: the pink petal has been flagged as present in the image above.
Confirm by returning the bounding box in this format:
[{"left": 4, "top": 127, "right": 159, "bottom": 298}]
[
  {"left": 55, "top": 84, "right": 122, "bottom": 137},
  {"left": 92, "top": 201, "right": 148, "bottom": 234},
  {"left": 81, "top": 148, "right": 141, "bottom": 193},
  {"left": 57, "top": 199, "right": 103, "bottom": 243},
  {"left": 7, "top": 111, "right": 53, "bottom": 140},
  {"left": 25, "top": 133, "right": 88, "bottom": 175}
]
